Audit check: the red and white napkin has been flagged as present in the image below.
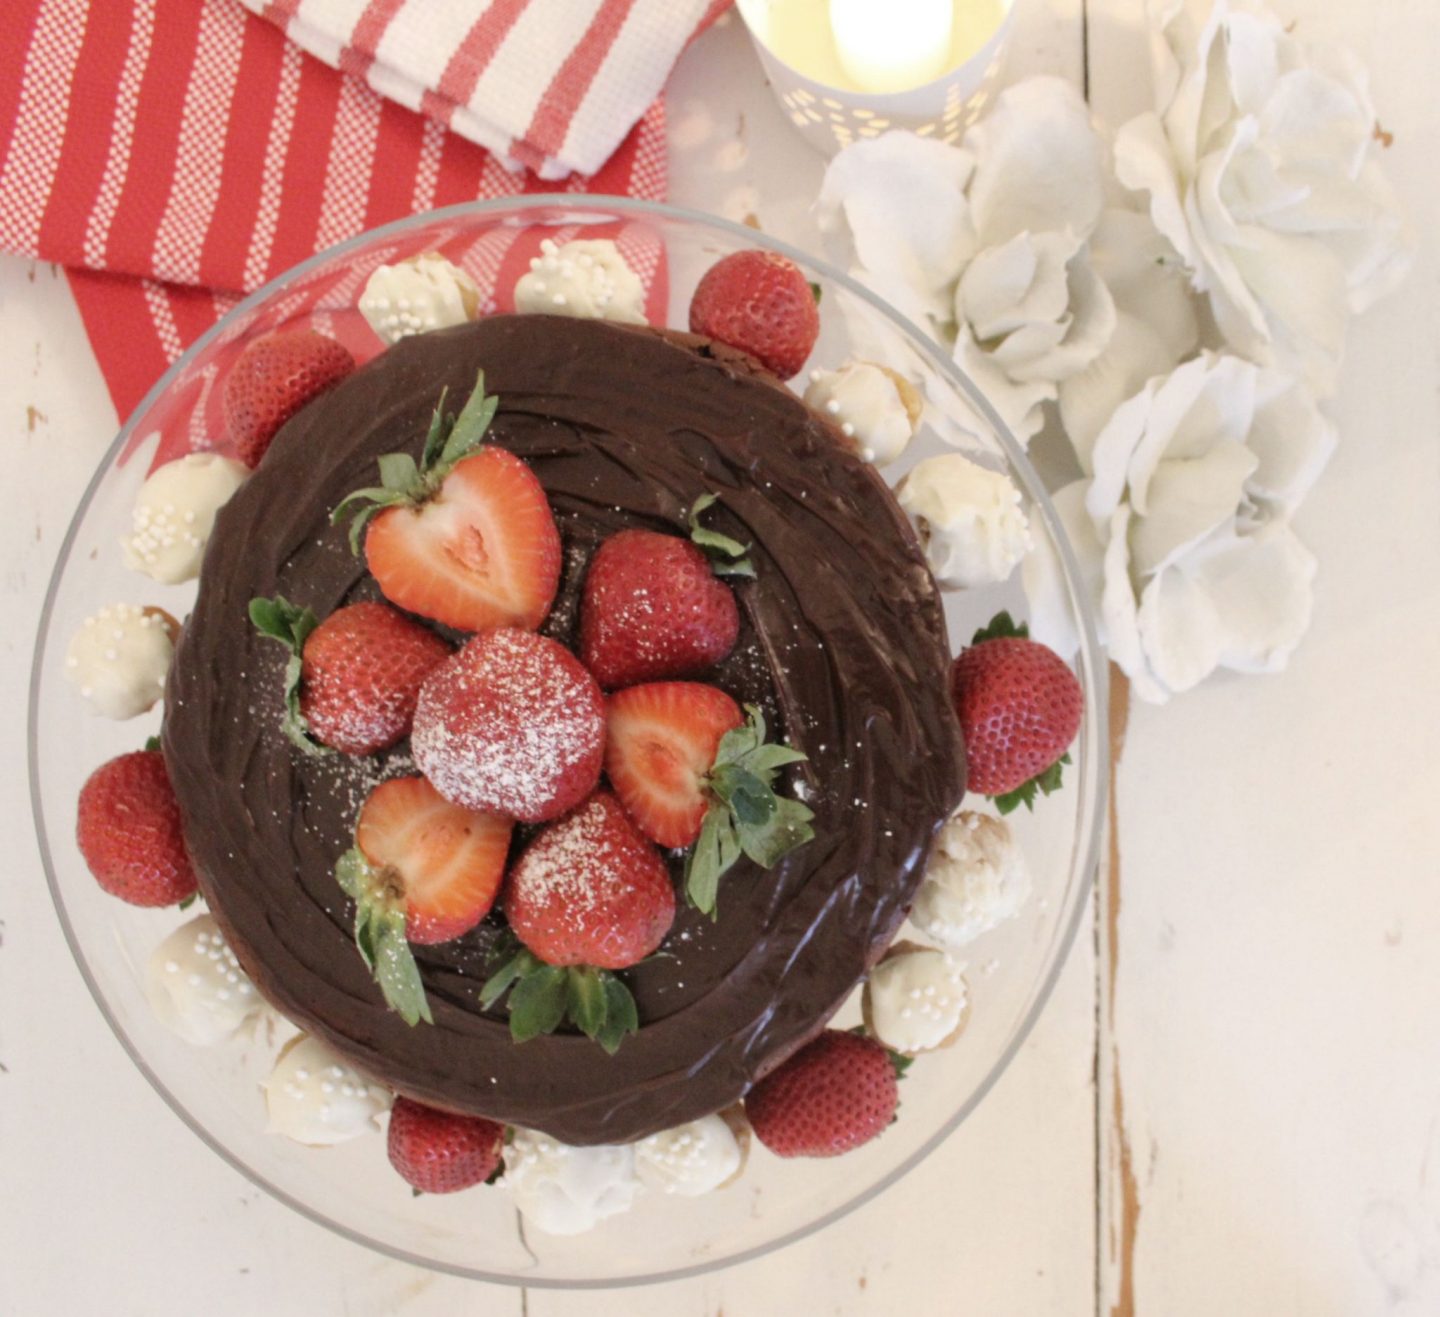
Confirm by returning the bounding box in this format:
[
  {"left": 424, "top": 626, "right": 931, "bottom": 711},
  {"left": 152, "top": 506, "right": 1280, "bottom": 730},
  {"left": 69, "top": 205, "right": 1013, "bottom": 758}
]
[
  {"left": 0, "top": 0, "right": 724, "bottom": 421},
  {"left": 250, "top": 0, "right": 728, "bottom": 179}
]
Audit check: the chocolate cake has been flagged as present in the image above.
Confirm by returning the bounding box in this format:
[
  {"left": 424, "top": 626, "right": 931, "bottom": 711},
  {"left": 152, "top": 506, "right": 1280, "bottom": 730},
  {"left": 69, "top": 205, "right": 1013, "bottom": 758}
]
[{"left": 164, "top": 314, "right": 966, "bottom": 1145}]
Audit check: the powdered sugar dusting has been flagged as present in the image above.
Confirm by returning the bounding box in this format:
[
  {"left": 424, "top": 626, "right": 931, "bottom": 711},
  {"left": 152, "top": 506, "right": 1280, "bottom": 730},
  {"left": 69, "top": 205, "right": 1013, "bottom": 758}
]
[{"left": 412, "top": 629, "right": 604, "bottom": 823}]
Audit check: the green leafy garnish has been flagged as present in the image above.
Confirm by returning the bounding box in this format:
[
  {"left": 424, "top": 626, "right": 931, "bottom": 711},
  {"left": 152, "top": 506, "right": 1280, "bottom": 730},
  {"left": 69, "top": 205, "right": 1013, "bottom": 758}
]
[
  {"left": 688, "top": 492, "right": 755, "bottom": 579},
  {"left": 480, "top": 947, "right": 639, "bottom": 1055},
  {"left": 994, "top": 751, "right": 1071, "bottom": 816},
  {"left": 248, "top": 594, "right": 327, "bottom": 756},
  {"left": 335, "top": 846, "right": 433, "bottom": 1027},
  {"left": 970, "top": 610, "right": 1028, "bottom": 645},
  {"left": 330, "top": 370, "right": 499, "bottom": 553},
  {"left": 682, "top": 703, "right": 814, "bottom": 917}
]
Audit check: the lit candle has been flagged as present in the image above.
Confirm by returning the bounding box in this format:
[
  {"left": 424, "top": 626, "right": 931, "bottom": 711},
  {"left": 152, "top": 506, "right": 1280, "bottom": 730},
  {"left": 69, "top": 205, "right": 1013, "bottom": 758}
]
[{"left": 829, "top": 0, "right": 954, "bottom": 94}]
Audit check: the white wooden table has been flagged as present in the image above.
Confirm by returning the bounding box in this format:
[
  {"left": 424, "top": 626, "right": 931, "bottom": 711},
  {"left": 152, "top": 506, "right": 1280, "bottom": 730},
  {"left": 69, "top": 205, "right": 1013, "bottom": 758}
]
[{"left": 3, "top": 2, "right": 1436, "bottom": 1312}]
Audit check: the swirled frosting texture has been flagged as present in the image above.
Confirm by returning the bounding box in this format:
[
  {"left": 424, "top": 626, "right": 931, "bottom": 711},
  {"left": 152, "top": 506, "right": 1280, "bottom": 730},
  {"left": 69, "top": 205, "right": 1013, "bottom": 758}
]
[{"left": 165, "top": 315, "right": 965, "bottom": 1145}]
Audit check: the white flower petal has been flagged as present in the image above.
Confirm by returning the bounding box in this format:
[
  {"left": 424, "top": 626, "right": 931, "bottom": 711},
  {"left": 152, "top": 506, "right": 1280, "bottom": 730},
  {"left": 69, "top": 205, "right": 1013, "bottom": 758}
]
[
  {"left": 1192, "top": 520, "right": 1318, "bottom": 674},
  {"left": 1136, "top": 562, "right": 1223, "bottom": 697},
  {"left": 1115, "top": 114, "right": 1198, "bottom": 271},
  {"left": 1100, "top": 504, "right": 1169, "bottom": 703},
  {"left": 954, "top": 325, "right": 1054, "bottom": 446},
  {"left": 1087, "top": 209, "right": 1200, "bottom": 360},
  {"left": 1020, "top": 480, "right": 1105, "bottom": 661},
  {"left": 817, "top": 133, "right": 977, "bottom": 327},
  {"left": 1130, "top": 440, "right": 1258, "bottom": 577},
  {"left": 1243, "top": 368, "right": 1336, "bottom": 518},
  {"left": 1087, "top": 382, "right": 1159, "bottom": 519},
  {"left": 965, "top": 78, "right": 1107, "bottom": 248}
]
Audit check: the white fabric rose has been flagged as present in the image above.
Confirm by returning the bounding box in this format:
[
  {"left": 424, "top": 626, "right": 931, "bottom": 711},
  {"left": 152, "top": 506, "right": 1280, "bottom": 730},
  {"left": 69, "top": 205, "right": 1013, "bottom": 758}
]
[
  {"left": 1115, "top": 0, "right": 1413, "bottom": 397},
  {"left": 1024, "top": 353, "right": 1334, "bottom": 701}
]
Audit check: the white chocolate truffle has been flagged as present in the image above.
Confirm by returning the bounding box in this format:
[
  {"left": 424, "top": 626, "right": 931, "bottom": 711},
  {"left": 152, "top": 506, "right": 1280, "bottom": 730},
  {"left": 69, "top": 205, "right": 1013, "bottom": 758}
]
[
  {"left": 501, "top": 1128, "right": 640, "bottom": 1235},
  {"left": 64, "top": 604, "right": 178, "bottom": 719},
  {"left": 121, "top": 452, "right": 249, "bottom": 584},
  {"left": 514, "top": 238, "right": 647, "bottom": 325},
  {"left": 144, "top": 913, "right": 262, "bottom": 1046},
  {"left": 635, "top": 1114, "right": 743, "bottom": 1197},
  {"left": 263, "top": 1035, "right": 391, "bottom": 1146},
  {"left": 359, "top": 253, "right": 480, "bottom": 344},
  {"left": 896, "top": 453, "right": 1032, "bottom": 589},
  {"left": 804, "top": 361, "right": 921, "bottom": 465},
  {"left": 864, "top": 948, "right": 968, "bottom": 1055},
  {"left": 912, "top": 811, "right": 1031, "bottom": 950}
]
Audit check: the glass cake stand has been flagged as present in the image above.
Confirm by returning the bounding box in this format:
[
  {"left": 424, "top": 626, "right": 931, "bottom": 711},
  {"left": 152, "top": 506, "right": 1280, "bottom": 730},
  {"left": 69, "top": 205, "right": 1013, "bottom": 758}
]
[{"left": 28, "top": 198, "right": 1107, "bottom": 1286}]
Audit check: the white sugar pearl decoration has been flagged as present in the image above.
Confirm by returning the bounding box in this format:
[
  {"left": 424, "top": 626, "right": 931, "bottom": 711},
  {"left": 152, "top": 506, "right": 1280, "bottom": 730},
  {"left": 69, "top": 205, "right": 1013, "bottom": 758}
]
[
  {"left": 803, "top": 361, "right": 921, "bottom": 467},
  {"left": 911, "top": 811, "right": 1031, "bottom": 950},
  {"left": 865, "top": 949, "right": 969, "bottom": 1055},
  {"left": 359, "top": 254, "right": 479, "bottom": 345},
  {"left": 121, "top": 452, "right": 248, "bottom": 584},
  {"left": 144, "top": 914, "right": 262, "bottom": 1046},
  {"left": 64, "top": 604, "right": 178, "bottom": 719},
  {"left": 513, "top": 238, "right": 647, "bottom": 326},
  {"left": 635, "top": 1115, "right": 742, "bottom": 1197},
  {"left": 263, "top": 1035, "right": 391, "bottom": 1146},
  {"left": 500, "top": 1128, "right": 640, "bottom": 1235}
]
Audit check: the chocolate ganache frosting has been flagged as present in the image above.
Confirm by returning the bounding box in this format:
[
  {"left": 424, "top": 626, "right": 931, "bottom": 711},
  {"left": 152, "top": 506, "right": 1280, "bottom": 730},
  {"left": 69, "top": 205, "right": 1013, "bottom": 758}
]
[{"left": 165, "top": 314, "right": 966, "bottom": 1145}]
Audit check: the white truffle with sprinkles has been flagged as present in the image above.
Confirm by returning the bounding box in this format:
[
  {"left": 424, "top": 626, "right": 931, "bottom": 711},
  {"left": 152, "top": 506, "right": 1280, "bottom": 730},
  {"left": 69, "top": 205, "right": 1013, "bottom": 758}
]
[
  {"left": 803, "top": 361, "right": 922, "bottom": 465},
  {"left": 911, "top": 810, "right": 1031, "bottom": 950},
  {"left": 501, "top": 1128, "right": 641, "bottom": 1235},
  {"left": 64, "top": 604, "right": 179, "bottom": 719},
  {"left": 359, "top": 253, "right": 480, "bottom": 344},
  {"left": 514, "top": 238, "right": 647, "bottom": 325},
  {"left": 896, "top": 452, "right": 1032, "bottom": 589},
  {"left": 144, "top": 913, "right": 262, "bottom": 1046},
  {"left": 635, "top": 1113, "right": 744, "bottom": 1196},
  {"left": 863, "top": 947, "right": 969, "bottom": 1055},
  {"left": 263, "top": 1035, "right": 392, "bottom": 1146},
  {"left": 121, "top": 452, "right": 248, "bottom": 584}
]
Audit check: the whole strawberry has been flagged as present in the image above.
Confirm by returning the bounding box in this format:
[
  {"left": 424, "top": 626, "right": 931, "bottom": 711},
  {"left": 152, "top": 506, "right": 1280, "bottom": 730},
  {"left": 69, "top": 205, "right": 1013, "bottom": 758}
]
[
  {"left": 950, "top": 612, "right": 1082, "bottom": 811},
  {"left": 689, "top": 249, "right": 820, "bottom": 380},
  {"left": 250, "top": 597, "right": 451, "bottom": 756},
  {"left": 744, "top": 1029, "right": 899, "bottom": 1158},
  {"left": 580, "top": 495, "right": 751, "bottom": 690},
  {"left": 76, "top": 750, "right": 198, "bottom": 907},
  {"left": 224, "top": 329, "right": 354, "bottom": 468},
  {"left": 412, "top": 628, "right": 605, "bottom": 824},
  {"left": 387, "top": 1097, "right": 505, "bottom": 1194},
  {"left": 483, "top": 791, "right": 675, "bottom": 1053}
]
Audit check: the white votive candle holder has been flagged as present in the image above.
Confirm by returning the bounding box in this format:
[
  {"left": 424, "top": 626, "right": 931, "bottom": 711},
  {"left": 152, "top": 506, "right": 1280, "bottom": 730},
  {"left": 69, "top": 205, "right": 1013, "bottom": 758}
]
[{"left": 736, "top": 0, "right": 1016, "bottom": 157}]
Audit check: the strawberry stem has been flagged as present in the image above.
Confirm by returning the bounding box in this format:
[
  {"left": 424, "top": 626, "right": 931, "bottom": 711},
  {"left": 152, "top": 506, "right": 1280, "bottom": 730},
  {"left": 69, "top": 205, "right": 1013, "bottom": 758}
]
[{"left": 689, "top": 492, "right": 756, "bottom": 579}]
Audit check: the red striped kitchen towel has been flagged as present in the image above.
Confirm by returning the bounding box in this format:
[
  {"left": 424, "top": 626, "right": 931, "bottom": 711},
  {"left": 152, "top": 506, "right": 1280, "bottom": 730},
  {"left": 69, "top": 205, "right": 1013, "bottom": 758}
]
[{"left": 0, "top": 0, "right": 727, "bottom": 423}]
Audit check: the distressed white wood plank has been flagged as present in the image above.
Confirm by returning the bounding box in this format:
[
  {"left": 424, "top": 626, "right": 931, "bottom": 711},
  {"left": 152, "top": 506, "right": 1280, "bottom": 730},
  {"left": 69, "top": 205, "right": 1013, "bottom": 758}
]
[{"left": 1086, "top": 1, "right": 1440, "bottom": 1312}]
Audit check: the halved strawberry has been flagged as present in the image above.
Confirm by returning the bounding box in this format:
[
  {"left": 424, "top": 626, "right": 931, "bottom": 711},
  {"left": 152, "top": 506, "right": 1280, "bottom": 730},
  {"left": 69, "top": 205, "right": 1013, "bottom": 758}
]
[
  {"left": 332, "top": 372, "right": 561, "bottom": 633},
  {"left": 336, "top": 776, "right": 513, "bottom": 1025},
  {"left": 605, "top": 682, "right": 744, "bottom": 848},
  {"left": 354, "top": 776, "right": 512, "bottom": 945}
]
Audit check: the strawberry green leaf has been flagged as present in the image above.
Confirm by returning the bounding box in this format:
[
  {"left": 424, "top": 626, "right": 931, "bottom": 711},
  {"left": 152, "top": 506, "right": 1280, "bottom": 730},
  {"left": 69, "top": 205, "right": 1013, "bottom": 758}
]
[
  {"left": 334, "top": 846, "right": 433, "bottom": 1027},
  {"left": 596, "top": 974, "right": 639, "bottom": 1055},
  {"left": 689, "top": 492, "right": 756, "bottom": 579},
  {"left": 710, "top": 764, "right": 775, "bottom": 826},
  {"left": 249, "top": 595, "right": 329, "bottom": 757},
  {"left": 888, "top": 1049, "right": 914, "bottom": 1080},
  {"left": 992, "top": 752, "right": 1071, "bottom": 815},
  {"left": 442, "top": 370, "right": 499, "bottom": 463},
  {"left": 683, "top": 805, "right": 739, "bottom": 917},
  {"left": 178, "top": 891, "right": 198, "bottom": 911},
  {"left": 479, "top": 946, "right": 539, "bottom": 1010},
  {"left": 742, "top": 743, "right": 809, "bottom": 774},
  {"left": 566, "top": 966, "right": 609, "bottom": 1041},
  {"left": 332, "top": 370, "right": 499, "bottom": 550},
  {"left": 736, "top": 795, "right": 815, "bottom": 869},
  {"left": 970, "top": 610, "right": 1029, "bottom": 645},
  {"left": 371, "top": 911, "right": 433, "bottom": 1027},
  {"left": 508, "top": 963, "right": 568, "bottom": 1043},
  {"left": 144, "top": 734, "right": 162, "bottom": 752}
]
